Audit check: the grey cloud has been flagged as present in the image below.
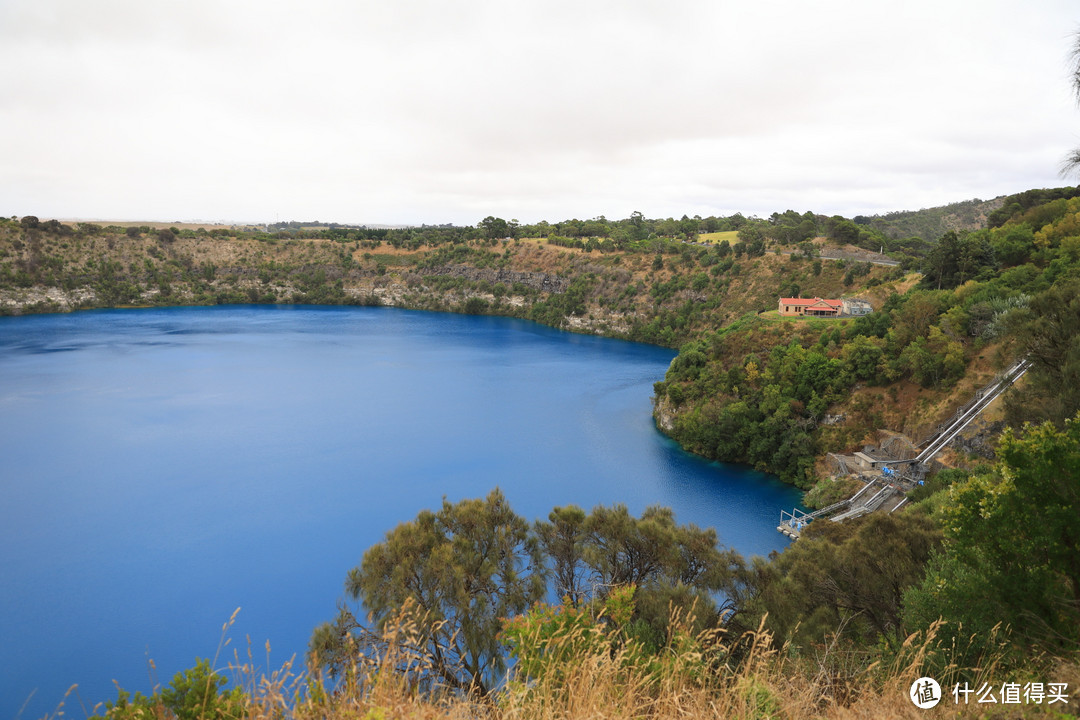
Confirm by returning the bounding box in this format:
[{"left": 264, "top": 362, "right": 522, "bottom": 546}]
[{"left": 1, "top": 0, "right": 1077, "bottom": 224}]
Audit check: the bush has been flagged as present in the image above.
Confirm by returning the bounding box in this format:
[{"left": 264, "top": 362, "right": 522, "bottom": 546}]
[
  {"left": 463, "top": 297, "right": 490, "bottom": 314},
  {"left": 93, "top": 658, "right": 244, "bottom": 720}
]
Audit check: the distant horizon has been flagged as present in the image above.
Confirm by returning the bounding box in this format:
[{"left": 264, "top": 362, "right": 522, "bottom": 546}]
[{"left": 27, "top": 187, "right": 1028, "bottom": 230}]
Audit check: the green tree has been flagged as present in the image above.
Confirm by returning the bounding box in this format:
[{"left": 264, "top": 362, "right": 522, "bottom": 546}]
[
  {"left": 541, "top": 503, "right": 739, "bottom": 606},
  {"left": 990, "top": 224, "right": 1034, "bottom": 267},
  {"left": 921, "top": 231, "right": 962, "bottom": 289},
  {"left": 479, "top": 216, "right": 510, "bottom": 240},
  {"left": 160, "top": 660, "right": 245, "bottom": 720},
  {"left": 312, "top": 489, "right": 546, "bottom": 696},
  {"left": 922, "top": 230, "right": 994, "bottom": 289},
  {"left": 573, "top": 504, "right": 742, "bottom": 640},
  {"left": 824, "top": 215, "right": 861, "bottom": 245},
  {"left": 1004, "top": 279, "right": 1080, "bottom": 427},
  {"left": 92, "top": 659, "right": 244, "bottom": 720},
  {"left": 678, "top": 214, "right": 699, "bottom": 240},
  {"left": 737, "top": 223, "right": 764, "bottom": 245},
  {"left": 899, "top": 327, "right": 964, "bottom": 387},
  {"left": 583, "top": 506, "right": 688, "bottom": 589},
  {"left": 744, "top": 512, "right": 941, "bottom": 648},
  {"left": 535, "top": 505, "right": 588, "bottom": 605},
  {"left": 312, "top": 495, "right": 745, "bottom": 696},
  {"left": 627, "top": 210, "right": 649, "bottom": 241},
  {"left": 841, "top": 334, "right": 885, "bottom": 382},
  {"left": 904, "top": 417, "right": 1080, "bottom": 659}
]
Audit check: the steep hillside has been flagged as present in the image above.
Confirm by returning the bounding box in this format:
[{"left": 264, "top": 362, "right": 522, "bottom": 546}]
[
  {"left": 655, "top": 190, "right": 1080, "bottom": 488},
  {"left": 861, "top": 195, "right": 1006, "bottom": 241}
]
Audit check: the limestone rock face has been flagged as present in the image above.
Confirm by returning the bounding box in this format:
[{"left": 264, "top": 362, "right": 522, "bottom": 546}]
[{"left": 653, "top": 395, "right": 676, "bottom": 434}]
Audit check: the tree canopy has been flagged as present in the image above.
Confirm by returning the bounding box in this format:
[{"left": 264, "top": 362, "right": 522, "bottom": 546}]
[
  {"left": 310, "top": 491, "right": 743, "bottom": 696},
  {"left": 739, "top": 511, "right": 941, "bottom": 648},
  {"left": 1004, "top": 279, "right": 1080, "bottom": 427},
  {"left": 317, "top": 489, "right": 545, "bottom": 695},
  {"left": 903, "top": 416, "right": 1080, "bottom": 662}
]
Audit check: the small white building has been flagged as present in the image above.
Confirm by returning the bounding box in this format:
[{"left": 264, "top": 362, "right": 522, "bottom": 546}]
[
  {"left": 841, "top": 298, "right": 873, "bottom": 316},
  {"left": 853, "top": 451, "right": 885, "bottom": 470}
]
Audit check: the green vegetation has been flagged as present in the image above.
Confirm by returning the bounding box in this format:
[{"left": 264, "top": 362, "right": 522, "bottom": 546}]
[
  {"left": 309, "top": 490, "right": 739, "bottom": 696},
  {"left": 655, "top": 186, "right": 1080, "bottom": 487},
  {"left": 91, "top": 658, "right": 244, "bottom": 720},
  {"left": 0, "top": 209, "right": 883, "bottom": 351},
  {"left": 1003, "top": 278, "right": 1080, "bottom": 427},
  {"left": 14, "top": 182, "right": 1080, "bottom": 717},
  {"left": 858, "top": 196, "right": 1008, "bottom": 243},
  {"left": 904, "top": 418, "right": 1080, "bottom": 666},
  {"left": 91, "top": 413, "right": 1080, "bottom": 717},
  {"left": 83, "top": 38, "right": 1080, "bottom": 716}
]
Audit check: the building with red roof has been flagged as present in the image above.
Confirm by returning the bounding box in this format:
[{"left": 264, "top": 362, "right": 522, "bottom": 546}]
[{"left": 778, "top": 297, "right": 843, "bottom": 317}]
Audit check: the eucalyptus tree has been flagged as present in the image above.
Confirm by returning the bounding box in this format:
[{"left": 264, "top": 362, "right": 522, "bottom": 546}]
[
  {"left": 311, "top": 489, "right": 546, "bottom": 696},
  {"left": 312, "top": 495, "right": 744, "bottom": 696}
]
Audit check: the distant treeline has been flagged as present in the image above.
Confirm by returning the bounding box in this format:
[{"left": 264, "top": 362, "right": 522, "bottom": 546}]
[{"left": 259, "top": 190, "right": 1075, "bottom": 263}]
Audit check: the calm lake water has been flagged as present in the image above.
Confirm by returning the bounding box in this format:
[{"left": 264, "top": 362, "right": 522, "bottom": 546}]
[{"left": 0, "top": 305, "right": 803, "bottom": 717}]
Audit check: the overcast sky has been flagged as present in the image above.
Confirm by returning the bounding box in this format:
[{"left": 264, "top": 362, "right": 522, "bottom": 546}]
[{"left": 1, "top": 1, "right": 1078, "bottom": 226}]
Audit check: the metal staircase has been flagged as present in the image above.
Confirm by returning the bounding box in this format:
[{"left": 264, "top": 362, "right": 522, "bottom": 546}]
[{"left": 777, "top": 358, "right": 1031, "bottom": 539}]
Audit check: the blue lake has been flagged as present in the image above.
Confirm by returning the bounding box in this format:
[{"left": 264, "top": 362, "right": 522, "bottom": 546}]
[{"left": 0, "top": 305, "right": 803, "bottom": 717}]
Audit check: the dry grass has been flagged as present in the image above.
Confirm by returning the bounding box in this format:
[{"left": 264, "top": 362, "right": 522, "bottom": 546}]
[{"left": 68, "top": 609, "right": 1065, "bottom": 720}]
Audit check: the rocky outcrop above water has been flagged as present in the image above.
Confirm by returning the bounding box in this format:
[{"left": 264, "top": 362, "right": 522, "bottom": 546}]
[
  {"left": 653, "top": 395, "right": 676, "bottom": 434},
  {"left": 0, "top": 287, "right": 98, "bottom": 313}
]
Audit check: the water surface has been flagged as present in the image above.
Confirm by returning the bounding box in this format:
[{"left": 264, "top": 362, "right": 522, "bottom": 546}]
[{"left": 0, "top": 305, "right": 802, "bottom": 717}]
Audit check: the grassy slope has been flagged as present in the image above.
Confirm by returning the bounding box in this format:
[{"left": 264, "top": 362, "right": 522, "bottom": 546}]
[
  {"left": 865, "top": 195, "right": 1007, "bottom": 241},
  {"left": 696, "top": 230, "right": 740, "bottom": 244}
]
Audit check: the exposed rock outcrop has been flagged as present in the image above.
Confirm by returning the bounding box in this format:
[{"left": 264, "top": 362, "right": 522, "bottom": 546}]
[
  {"left": 949, "top": 418, "right": 1005, "bottom": 459},
  {"left": 416, "top": 264, "right": 568, "bottom": 293},
  {"left": 653, "top": 395, "right": 677, "bottom": 434}
]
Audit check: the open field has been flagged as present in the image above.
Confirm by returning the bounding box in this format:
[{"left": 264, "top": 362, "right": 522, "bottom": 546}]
[{"left": 697, "top": 230, "right": 739, "bottom": 244}]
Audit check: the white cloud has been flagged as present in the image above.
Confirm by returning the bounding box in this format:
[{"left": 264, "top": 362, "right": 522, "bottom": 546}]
[{"left": 1, "top": 0, "right": 1077, "bottom": 225}]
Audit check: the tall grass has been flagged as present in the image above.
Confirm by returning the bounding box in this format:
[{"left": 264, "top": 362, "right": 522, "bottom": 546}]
[{"left": 78, "top": 609, "right": 1078, "bottom": 720}]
